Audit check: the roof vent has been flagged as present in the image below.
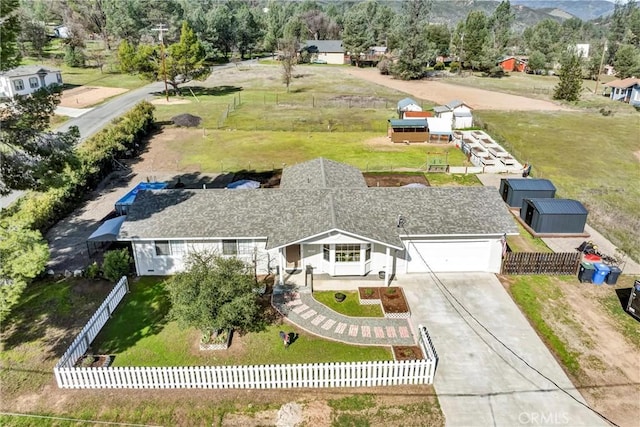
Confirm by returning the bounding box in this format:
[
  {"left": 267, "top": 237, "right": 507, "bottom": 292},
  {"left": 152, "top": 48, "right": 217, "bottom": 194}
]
[{"left": 396, "top": 215, "right": 406, "bottom": 228}]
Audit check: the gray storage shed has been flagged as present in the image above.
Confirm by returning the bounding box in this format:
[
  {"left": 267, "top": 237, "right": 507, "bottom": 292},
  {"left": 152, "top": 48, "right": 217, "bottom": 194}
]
[
  {"left": 520, "top": 198, "right": 587, "bottom": 234},
  {"left": 500, "top": 178, "right": 556, "bottom": 207}
]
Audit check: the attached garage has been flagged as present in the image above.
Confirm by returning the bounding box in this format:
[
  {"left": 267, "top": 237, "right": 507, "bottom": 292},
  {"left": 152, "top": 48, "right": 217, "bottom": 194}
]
[{"left": 404, "top": 239, "right": 496, "bottom": 273}]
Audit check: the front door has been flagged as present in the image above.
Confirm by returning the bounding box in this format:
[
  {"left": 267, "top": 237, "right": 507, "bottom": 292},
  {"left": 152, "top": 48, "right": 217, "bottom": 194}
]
[{"left": 286, "top": 245, "right": 301, "bottom": 269}]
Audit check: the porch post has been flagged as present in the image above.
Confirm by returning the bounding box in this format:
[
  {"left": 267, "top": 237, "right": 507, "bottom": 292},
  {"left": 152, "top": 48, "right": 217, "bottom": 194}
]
[
  {"left": 384, "top": 247, "right": 391, "bottom": 286},
  {"left": 278, "top": 248, "right": 285, "bottom": 286}
]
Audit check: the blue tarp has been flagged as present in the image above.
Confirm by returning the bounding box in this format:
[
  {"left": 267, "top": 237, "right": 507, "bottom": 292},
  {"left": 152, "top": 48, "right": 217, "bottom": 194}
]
[
  {"left": 115, "top": 182, "right": 167, "bottom": 215},
  {"left": 227, "top": 180, "right": 261, "bottom": 189}
]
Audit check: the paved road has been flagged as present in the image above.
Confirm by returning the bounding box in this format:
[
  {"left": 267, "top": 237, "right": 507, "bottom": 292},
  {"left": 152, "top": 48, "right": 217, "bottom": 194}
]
[{"left": 399, "top": 273, "right": 607, "bottom": 427}]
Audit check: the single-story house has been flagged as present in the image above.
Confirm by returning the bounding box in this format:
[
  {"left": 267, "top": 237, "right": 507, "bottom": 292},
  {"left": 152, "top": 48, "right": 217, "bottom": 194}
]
[
  {"left": 604, "top": 78, "right": 640, "bottom": 106},
  {"left": 433, "top": 100, "right": 473, "bottom": 129},
  {"left": 497, "top": 56, "right": 528, "bottom": 72},
  {"left": 520, "top": 198, "right": 587, "bottom": 234},
  {"left": 397, "top": 97, "right": 422, "bottom": 118},
  {"left": 0, "top": 65, "right": 63, "bottom": 99},
  {"left": 368, "top": 46, "right": 387, "bottom": 57},
  {"left": 499, "top": 178, "right": 556, "bottom": 208},
  {"left": 303, "top": 40, "right": 346, "bottom": 65},
  {"left": 118, "top": 158, "right": 518, "bottom": 285}
]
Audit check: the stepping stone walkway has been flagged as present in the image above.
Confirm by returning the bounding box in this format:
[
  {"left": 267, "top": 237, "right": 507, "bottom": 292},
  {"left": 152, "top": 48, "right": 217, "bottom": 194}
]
[{"left": 272, "top": 290, "right": 416, "bottom": 346}]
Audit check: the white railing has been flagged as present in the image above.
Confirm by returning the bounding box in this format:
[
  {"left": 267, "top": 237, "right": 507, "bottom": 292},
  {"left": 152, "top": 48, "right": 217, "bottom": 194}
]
[
  {"left": 54, "top": 276, "right": 437, "bottom": 389},
  {"left": 54, "top": 359, "right": 435, "bottom": 389},
  {"left": 55, "top": 276, "right": 128, "bottom": 369},
  {"left": 418, "top": 324, "right": 439, "bottom": 371}
]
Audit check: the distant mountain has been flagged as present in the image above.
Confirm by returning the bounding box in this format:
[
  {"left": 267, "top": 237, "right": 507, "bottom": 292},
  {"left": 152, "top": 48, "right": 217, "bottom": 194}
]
[
  {"left": 509, "top": 1, "right": 616, "bottom": 21},
  {"left": 427, "top": 1, "right": 566, "bottom": 32}
]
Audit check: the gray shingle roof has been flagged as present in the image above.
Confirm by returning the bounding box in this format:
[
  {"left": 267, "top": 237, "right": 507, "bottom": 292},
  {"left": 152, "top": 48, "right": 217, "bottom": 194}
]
[
  {"left": 446, "top": 100, "right": 470, "bottom": 110},
  {"left": 304, "top": 40, "right": 344, "bottom": 53},
  {"left": 0, "top": 65, "right": 60, "bottom": 77},
  {"left": 528, "top": 198, "right": 587, "bottom": 215},
  {"left": 397, "top": 97, "right": 419, "bottom": 109},
  {"left": 119, "top": 186, "right": 518, "bottom": 249},
  {"left": 279, "top": 158, "right": 367, "bottom": 189},
  {"left": 506, "top": 178, "right": 556, "bottom": 191}
]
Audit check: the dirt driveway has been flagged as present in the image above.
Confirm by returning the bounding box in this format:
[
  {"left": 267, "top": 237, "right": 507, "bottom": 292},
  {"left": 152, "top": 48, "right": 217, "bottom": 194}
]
[
  {"left": 343, "top": 67, "right": 573, "bottom": 111},
  {"left": 59, "top": 86, "right": 128, "bottom": 108}
]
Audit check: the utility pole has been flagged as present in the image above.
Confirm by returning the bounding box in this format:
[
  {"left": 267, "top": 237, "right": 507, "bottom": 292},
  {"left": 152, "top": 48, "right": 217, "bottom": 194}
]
[
  {"left": 152, "top": 24, "right": 170, "bottom": 102},
  {"left": 594, "top": 39, "right": 607, "bottom": 96}
]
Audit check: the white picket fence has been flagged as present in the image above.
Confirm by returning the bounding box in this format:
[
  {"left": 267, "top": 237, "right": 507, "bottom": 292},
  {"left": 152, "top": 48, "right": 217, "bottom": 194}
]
[
  {"left": 54, "top": 276, "right": 437, "bottom": 389},
  {"left": 55, "top": 359, "right": 435, "bottom": 389},
  {"left": 55, "top": 276, "right": 129, "bottom": 369}
]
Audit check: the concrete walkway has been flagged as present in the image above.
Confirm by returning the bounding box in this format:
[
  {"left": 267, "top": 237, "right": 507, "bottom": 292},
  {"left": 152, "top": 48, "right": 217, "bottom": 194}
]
[
  {"left": 272, "top": 287, "right": 416, "bottom": 346},
  {"left": 401, "top": 273, "right": 607, "bottom": 427}
]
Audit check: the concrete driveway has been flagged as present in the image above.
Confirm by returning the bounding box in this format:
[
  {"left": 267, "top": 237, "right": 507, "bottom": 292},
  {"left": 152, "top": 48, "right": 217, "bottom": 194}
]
[{"left": 399, "top": 273, "right": 606, "bottom": 426}]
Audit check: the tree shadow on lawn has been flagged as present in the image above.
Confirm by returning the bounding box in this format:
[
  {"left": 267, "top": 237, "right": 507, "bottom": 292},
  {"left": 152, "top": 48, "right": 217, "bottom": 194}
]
[
  {"left": 1, "top": 278, "right": 115, "bottom": 360},
  {"left": 151, "top": 85, "right": 242, "bottom": 98},
  {"left": 91, "top": 278, "right": 171, "bottom": 355}
]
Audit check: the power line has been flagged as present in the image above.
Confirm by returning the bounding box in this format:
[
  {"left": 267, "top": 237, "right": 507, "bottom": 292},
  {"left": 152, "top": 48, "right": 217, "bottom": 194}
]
[
  {"left": 401, "top": 229, "right": 620, "bottom": 427},
  {"left": 0, "top": 412, "right": 163, "bottom": 427}
]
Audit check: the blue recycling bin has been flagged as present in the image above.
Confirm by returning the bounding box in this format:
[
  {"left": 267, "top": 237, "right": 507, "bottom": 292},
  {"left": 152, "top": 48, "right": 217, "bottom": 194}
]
[{"left": 592, "top": 263, "right": 610, "bottom": 285}]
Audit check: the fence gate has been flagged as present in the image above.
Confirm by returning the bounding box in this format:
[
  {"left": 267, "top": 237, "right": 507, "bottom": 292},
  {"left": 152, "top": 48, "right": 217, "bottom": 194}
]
[{"left": 501, "top": 252, "right": 581, "bottom": 275}]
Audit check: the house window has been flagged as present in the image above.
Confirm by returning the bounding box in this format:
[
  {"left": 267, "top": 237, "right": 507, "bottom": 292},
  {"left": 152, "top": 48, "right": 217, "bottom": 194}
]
[
  {"left": 323, "top": 244, "right": 330, "bottom": 261},
  {"left": 29, "top": 77, "right": 39, "bottom": 89},
  {"left": 170, "top": 241, "right": 186, "bottom": 256},
  {"left": 335, "top": 244, "right": 360, "bottom": 263},
  {"left": 237, "top": 240, "right": 254, "bottom": 255},
  {"left": 13, "top": 79, "right": 24, "bottom": 91},
  {"left": 155, "top": 240, "right": 170, "bottom": 256},
  {"left": 222, "top": 240, "right": 237, "bottom": 255},
  {"left": 365, "top": 244, "right": 371, "bottom": 261}
]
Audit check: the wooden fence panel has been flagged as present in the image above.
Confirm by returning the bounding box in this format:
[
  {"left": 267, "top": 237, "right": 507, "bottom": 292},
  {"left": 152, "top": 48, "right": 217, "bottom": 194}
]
[{"left": 501, "top": 252, "right": 581, "bottom": 275}]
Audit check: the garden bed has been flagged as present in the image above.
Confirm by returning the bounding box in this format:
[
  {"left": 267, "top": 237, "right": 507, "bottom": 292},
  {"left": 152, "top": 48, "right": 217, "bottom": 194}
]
[
  {"left": 358, "top": 286, "right": 411, "bottom": 318},
  {"left": 200, "top": 329, "right": 233, "bottom": 351},
  {"left": 75, "top": 354, "right": 113, "bottom": 368},
  {"left": 363, "top": 172, "right": 429, "bottom": 188},
  {"left": 392, "top": 346, "right": 424, "bottom": 361}
]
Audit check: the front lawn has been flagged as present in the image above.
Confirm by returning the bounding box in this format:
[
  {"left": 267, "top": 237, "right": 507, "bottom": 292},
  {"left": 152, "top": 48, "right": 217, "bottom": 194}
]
[
  {"left": 93, "top": 277, "right": 392, "bottom": 366},
  {"left": 314, "top": 291, "right": 384, "bottom": 317}
]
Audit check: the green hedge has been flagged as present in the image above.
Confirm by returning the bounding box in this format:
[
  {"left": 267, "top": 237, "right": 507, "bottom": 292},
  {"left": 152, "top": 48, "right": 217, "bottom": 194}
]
[{"left": 3, "top": 101, "right": 155, "bottom": 232}]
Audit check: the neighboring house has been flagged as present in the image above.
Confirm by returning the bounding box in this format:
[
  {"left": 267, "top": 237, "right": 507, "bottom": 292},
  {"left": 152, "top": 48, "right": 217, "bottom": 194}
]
[
  {"left": 604, "top": 78, "right": 640, "bottom": 106},
  {"left": 603, "top": 65, "right": 615, "bottom": 76},
  {"left": 575, "top": 43, "right": 590, "bottom": 58},
  {"left": 497, "top": 56, "right": 528, "bottom": 73},
  {"left": 303, "top": 40, "right": 346, "bottom": 65},
  {"left": 118, "top": 158, "right": 517, "bottom": 285},
  {"left": 53, "top": 25, "right": 70, "bottom": 39},
  {"left": 0, "top": 65, "right": 63, "bottom": 99},
  {"left": 397, "top": 97, "right": 422, "bottom": 119},
  {"left": 368, "top": 46, "right": 387, "bottom": 57},
  {"left": 433, "top": 100, "right": 473, "bottom": 129}
]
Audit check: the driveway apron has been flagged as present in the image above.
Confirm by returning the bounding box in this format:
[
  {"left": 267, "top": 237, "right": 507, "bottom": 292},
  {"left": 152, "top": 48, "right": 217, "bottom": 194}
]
[{"left": 400, "top": 273, "right": 606, "bottom": 427}]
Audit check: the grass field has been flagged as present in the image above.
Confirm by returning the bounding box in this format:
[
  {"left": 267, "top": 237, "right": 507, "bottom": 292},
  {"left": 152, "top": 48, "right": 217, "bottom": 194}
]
[
  {"left": 93, "top": 277, "right": 392, "bottom": 366},
  {"left": 475, "top": 110, "right": 640, "bottom": 262}
]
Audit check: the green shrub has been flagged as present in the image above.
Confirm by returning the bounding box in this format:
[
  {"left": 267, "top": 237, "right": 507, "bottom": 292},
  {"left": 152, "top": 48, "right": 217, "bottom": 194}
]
[
  {"left": 64, "top": 46, "right": 85, "bottom": 67},
  {"left": 433, "top": 61, "right": 445, "bottom": 71},
  {"left": 85, "top": 261, "right": 101, "bottom": 279},
  {"left": 449, "top": 61, "right": 460, "bottom": 73},
  {"left": 102, "top": 249, "right": 132, "bottom": 282}
]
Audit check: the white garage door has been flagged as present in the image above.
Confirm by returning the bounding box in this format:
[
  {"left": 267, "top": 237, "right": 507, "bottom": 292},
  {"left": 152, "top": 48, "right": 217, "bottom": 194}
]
[{"left": 406, "top": 240, "right": 491, "bottom": 273}]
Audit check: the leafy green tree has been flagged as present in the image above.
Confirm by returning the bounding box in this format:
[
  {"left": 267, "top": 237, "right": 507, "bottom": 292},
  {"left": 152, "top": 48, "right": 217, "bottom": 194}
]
[
  {"left": 165, "top": 252, "right": 262, "bottom": 336},
  {"left": 613, "top": 44, "right": 640, "bottom": 78},
  {"left": 527, "top": 50, "right": 547, "bottom": 73},
  {"left": 165, "top": 21, "right": 207, "bottom": 93},
  {"left": 0, "top": 86, "right": 79, "bottom": 195},
  {"left": 463, "top": 11, "right": 490, "bottom": 70},
  {"left": 102, "top": 248, "right": 132, "bottom": 282},
  {"left": 587, "top": 41, "right": 606, "bottom": 80},
  {"left": 490, "top": 0, "right": 514, "bottom": 52},
  {"left": 235, "top": 4, "right": 262, "bottom": 59},
  {"left": 426, "top": 24, "right": 451, "bottom": 56},
  {"left": 391, "top": 0, "right": 434, "bottom": 80},
  {"left": 523, "top": 19, "right": 561, "bottom": 63},
  {"left": 17, "top": 11, "right": 49, "bottom": 57},
  {"left": 104, "top": 0, "right": 184, "bottom": 45},
  {"left": 280, "top": 37, "right": 297, "bottom": 92},
  {"left": 553, "top": 50, "right": 584, "bottom": 102},
  {"left": 0, "top": 221, "right": 49, "bottom": 323},
  {"left": 0, "top": 0, "right": 21, "bottom": 71},
  {"left": 209, "top": 4, "right": 237, "bottom": 59},
  {"left": 263, "top": 0, "right": 295, "bottom": 53},
  {"left": 451, "top": 21, "right": 465, "bottom": 62},
  {"left": 607, "top": 0, "right": 638, "bottom": 63}
]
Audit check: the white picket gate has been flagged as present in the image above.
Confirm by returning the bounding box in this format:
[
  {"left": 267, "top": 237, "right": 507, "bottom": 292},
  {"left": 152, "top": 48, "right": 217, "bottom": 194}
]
[{"left": 54, "top": 276, "right": 438, "bottom": 389}]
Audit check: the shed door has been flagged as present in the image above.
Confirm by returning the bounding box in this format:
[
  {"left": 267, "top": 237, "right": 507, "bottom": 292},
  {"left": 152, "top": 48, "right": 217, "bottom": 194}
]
[
  {"left": 406, "top": 241, "right": 491, "bottom": 273},
  {"left": 524, "top": 204, "right": 534, "bottom": 226}
]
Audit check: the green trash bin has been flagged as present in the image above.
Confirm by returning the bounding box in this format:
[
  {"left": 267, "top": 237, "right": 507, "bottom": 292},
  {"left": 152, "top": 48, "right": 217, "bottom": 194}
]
[{"left": 578, "top": 262, "right": 595, "bottom": 283}]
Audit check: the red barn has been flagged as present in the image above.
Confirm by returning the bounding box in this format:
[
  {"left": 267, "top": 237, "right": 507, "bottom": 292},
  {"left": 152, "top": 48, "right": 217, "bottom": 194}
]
[{"left": 498, "top": 56, "right": 528, "bottom": 72}]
